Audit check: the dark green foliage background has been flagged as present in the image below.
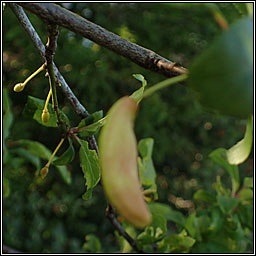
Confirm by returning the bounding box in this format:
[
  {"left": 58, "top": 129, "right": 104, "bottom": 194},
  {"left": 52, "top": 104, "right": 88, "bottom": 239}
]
[{"left": 3, "top": 3, "right": 252, "bottom": 253}]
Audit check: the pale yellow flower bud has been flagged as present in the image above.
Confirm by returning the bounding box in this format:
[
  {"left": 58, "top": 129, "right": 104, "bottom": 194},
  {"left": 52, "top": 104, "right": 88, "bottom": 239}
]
[
  {"left": 41, "top": 109, "right": 50, "bottom": 123},
  {"left": 13, "top": 83, "right": 25, "bottom": 92}
]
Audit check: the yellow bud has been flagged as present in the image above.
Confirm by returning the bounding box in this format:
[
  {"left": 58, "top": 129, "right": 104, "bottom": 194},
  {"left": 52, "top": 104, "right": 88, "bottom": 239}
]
[
  {"left": 41, "top": 109, "right": 50, "bottom": 123},
  {"left": 13, "top": 83, "right": 25, "bottom": 92},
  {"left": 40, "top": 166, "right": 49, "bottom": 179},
  {"left": 99, "top": 96, "right": 152, "bottom": 228}
]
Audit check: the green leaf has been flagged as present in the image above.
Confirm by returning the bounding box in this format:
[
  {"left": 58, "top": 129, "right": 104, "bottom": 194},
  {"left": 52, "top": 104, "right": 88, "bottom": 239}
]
[
  {"left": 191, "top": 241, "right": 232, "bottom": 253},
  {"left": 55, "top": 165, "right": 71, "bottom": 185},
  {"left": 150, "top": 214, "right": 167, "bottom": 236},
  {"left": 79, "top": 140, "right": 101, "bottom": 200},
  {"left": 185, "top": 213, "right": 201, "bottom": 241},
  {"left": 163, "top": 229, "right": 196, "bottom": 253},
  {"left": 3, "top": 88, "right": 14, "bottom": 142},
  {"left": 17, "top": 139, "right": 52, "bottom": 160},
  {"left": 130, "top": 74, "right": 147, "bottom": 103},
  {"left": 137, "top": 214, "right": 167, "bottom": 244},
  {"left": 189, "top": 17, "right": 253, "bottom": 119},
  {"left": 226, "top": 115, "right": 253, "bottom": 165},
  {"left": 184, "top": 214, "right": 210, "bottom": 242},
  {"left": 148, "top": 202, "right": 185, "bottom": 226},
  {"left": 78, "top": 110, "right": 103, "bottom": 128},
  {"left": 193, "top": 189, "right": 216, "bottom": 203},
  {"left": 217, "top": 195, "right": 239, "bottom": 215},
  {"left": 23, "top": 96, "right": 70, "bottom": 127},
  {"left": 53, "top": 139, "right": 75, "bottom": 165},
  {"left": 3, "top": 92, "right": 13, "bottom": 164},
  {"left": 210, "top": 148, "right": 240, "bottom": 193},
  {"left": 232, "top": 3, "right": 248, "bottom": 16},
  {"left": 243, "top": 177, "right": 253, "bottom": 188},
  {"left": 3, "top": 176, "right": 10, "bottom": 198},
  {"left": 138, "top": 138, "right": 157, "bottom": 201},
  {"left": 77, "top": 116, "right": 107, "bottom": 139},
  {"left": 212, "top": 175, "right": 231, "bottom": 196},
  {"left": 225, "top": 214, "right": 244, "bottom": 242},
  {"left": 239, "top": 188, "right": 253, "bottom": 202},
  {"left": 133, "top": 74, "right": 147, "bottom": 87},
  {"left": 209, "top": 206, "right": 224, "bottom": 233},
  {"left": 16, "top": 139, "right": 71, "bottom": 184},
  {"left": 82, "top": 234, "right": 101, "bottom": 253},
  {"left": 14, "top": 148, "right": 41, "bottom": 172},
  {"left": 197, "top": 215, "right": 210, "bottom": 234},
  {"left": 148, "top": 202, "right": 172, "bottom": 216},
  {"left": 237, "top": 204, "right": 253, "bottom": 229}
]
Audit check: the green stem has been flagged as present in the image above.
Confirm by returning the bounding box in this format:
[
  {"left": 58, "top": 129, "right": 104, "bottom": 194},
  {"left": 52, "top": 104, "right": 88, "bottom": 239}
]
[
  {"left": 47, "top": 61, "right": 67, "bottom": 132},
  {"left": 143, "top": 73, "right": 188, "bottom": 99},
  {"left": 70, "top": 132, "right": 82, "bottom": 145},
  {"left": 47, "top": 62, "right": 58, "bottom": 110}
]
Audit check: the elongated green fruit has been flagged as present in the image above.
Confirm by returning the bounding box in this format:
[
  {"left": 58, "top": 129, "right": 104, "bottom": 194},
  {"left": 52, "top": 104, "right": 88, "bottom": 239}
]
[{"left": 99, "top": 96, "right": 152, "bottom": 228}]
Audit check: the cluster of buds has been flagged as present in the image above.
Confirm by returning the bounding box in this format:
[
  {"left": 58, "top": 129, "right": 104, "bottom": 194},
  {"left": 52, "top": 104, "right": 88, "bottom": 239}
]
[{"left": 13, "top": 64, "right": 53, "bottom": 124}]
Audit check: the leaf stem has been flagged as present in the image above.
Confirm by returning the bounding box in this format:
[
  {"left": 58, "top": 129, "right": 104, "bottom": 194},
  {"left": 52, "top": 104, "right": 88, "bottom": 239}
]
[
  {"left": 143, "top": 73, "right": 188, "bottom": 98},
  {"left": 70, "top": 132, "right": 82, "bottom": 145}
]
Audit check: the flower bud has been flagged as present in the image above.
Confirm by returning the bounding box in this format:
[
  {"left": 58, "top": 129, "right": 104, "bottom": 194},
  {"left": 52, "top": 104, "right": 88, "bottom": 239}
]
[
  {"left": 40, "top": 166, "right": 49, "bottom": 179},
  {"left": 13, "top": 83, "right": 25, "bottom": 92},
  {"left": 41, "top": 109, "right": 50, "bottom": 123},
  {"left": 99, "top": 96, "right": 152, "bottom": 228}
]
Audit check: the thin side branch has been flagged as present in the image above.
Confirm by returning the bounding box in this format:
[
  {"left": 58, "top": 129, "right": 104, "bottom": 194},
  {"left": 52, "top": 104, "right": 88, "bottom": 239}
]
[
  {"left": 45, "top": 24, "right": 59, "bottom": 109},
  {"left": 18, "top": 3, "right": 188, "bottom": 78},
  {"left": 106, "top": 205, "right": 146, "bottom": 253}
]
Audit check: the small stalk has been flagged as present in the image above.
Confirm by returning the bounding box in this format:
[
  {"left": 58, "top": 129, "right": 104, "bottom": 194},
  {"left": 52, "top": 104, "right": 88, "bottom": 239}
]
[
  {"left": 70, "top": 132, "right": 81, "bottom": 145},
  {"left": 41, "top": 88, "right": 52, "bottom": 123},
  {"left": 40, "top": 137, "right": 65, "bottom": 178},
  {"left": 47, "top": 63, "right": 67, "bottom": 132},
  {"left": 143, "top": 73, "right": 188, "bottom": 98},
  {"left": 47, "top": 62, "right": 58, "bottom": 110},
  {"left": 13, "top": 63, "right": 46, "bottom": 92}
]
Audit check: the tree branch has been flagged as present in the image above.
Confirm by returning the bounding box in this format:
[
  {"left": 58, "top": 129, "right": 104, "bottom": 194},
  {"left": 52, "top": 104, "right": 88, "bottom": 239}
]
[
  {"left": 45, "top": 23, "right": 66, "bottom": 132},
  {"left": 8, "top": 3, "right": 89, "bottom": 119},
  {"left": 8, "top": 3, "right": 143, "bottom": 253},
  {"left": 18, "top": 3, "right": 188, "bottom": 78},
  {"left": 8, "top": 3, "right": 98, "bottom": 151},
  {"left": 45, "top": 24, "right": 59, "bottom": 110},
  {"left": 106, "top": 205, "right": 146, "bottom": 253}
]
